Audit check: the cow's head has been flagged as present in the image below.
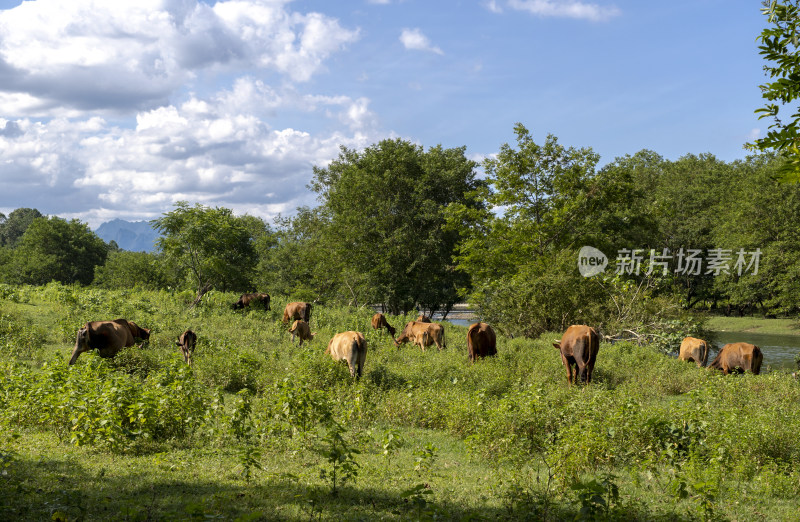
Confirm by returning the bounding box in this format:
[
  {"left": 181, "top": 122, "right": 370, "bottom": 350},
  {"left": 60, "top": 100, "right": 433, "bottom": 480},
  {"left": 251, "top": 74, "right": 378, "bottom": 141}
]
[
  {"left": 176, "top": 329, "right": 197, "bottom": 365},
  {"left": 68, "top": 326, "right": 90, "bottom": 365},
  {"left": 130, "top": 322, "right": 151, "bottom": 342}
]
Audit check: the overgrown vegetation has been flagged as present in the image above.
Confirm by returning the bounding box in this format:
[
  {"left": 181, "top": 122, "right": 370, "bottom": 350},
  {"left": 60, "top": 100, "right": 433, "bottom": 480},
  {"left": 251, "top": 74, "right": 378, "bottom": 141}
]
[{"left": 0, "top": 285, "right": 799, "bottom": 520}]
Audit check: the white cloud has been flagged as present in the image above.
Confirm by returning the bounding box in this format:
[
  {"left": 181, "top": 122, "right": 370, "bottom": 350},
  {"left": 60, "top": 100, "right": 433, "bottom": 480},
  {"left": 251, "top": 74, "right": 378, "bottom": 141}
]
[
  {"left": 485, "top": 1, "right": 504, "bottom": 13},
  {"left": 507, "top": 0, "right": 621, "bottom": 22},
  {"left": 0, "top": 77, "right": 379, "bottom": 227},
  {"left": 747, "top": 128, "right": 761, "bottom": 141},
  {"left": 399, "top": 28, "right": 444, "bottom": 55},
  {"left": 0, "top": 0, "right": 360, "bottom": 116}
]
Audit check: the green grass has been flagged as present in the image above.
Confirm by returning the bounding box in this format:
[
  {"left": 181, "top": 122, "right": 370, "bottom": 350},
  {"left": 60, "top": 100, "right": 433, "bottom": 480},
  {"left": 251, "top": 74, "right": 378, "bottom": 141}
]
[
  {"left": 704, "top": 314, "right": 800, "bottom": 335},
  {"left": 2, "top": 283, "right": 800, "bottom": 520}
]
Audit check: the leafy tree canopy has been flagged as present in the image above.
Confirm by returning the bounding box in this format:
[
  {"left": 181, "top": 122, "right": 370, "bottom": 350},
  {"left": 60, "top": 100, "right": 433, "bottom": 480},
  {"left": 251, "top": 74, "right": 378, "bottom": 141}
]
[
  {"left": 751, "top": 0, "right": 800, "bottom": 181},
  {"left": 308, "top": 138, "right": 485, "bottom": 314},
  {"left": 0, "top": 208, "right": 43, "bottom": 247},
  {"left": 152, "top": 202, "right": 259, "bottom": 305},
  {"left": 6, "top": 216, "right": 108, "bottom": 285}
]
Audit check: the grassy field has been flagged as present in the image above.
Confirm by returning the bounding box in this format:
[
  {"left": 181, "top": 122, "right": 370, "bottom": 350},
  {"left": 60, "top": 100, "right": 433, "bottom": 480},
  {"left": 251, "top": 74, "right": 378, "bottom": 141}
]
[
  {"left": 2, "top": 283, "right": 800, "bottom": 521},
  {"left": 704, "top": 315, "right": 800, "bottom": 336}
]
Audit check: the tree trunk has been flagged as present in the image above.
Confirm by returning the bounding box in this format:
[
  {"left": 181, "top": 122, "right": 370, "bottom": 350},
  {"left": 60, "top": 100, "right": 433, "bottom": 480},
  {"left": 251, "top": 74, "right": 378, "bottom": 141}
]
[{"left": 190, "top": 282, "right": 213, "bottom": 309}]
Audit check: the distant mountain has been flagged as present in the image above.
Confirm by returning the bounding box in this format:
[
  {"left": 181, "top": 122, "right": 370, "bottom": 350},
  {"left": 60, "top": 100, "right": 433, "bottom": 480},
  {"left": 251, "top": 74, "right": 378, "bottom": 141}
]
[{"left": 95, "top": 219, "right": 160, "bottom": 252}]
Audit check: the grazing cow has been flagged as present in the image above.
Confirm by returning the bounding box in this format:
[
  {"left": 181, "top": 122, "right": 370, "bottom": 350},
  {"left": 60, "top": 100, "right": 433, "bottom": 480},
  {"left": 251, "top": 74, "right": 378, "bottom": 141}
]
[
  {"left": 416, "top": 314, "right": 432, "bottom": 323},
  {"left": 325, "top": 331, "right": 368, "bottom": 379},
  {"left": 289, "top": 319, "right": 316, "bottom": 346},
  {"left": 467, "top": 322, "right": 497, "bottom": 363},
  {"left": 394, "top": 321, "right": 446, "bottom": 351},
  {"left": 175, "top": 329, "right": 197, "bottom": 365},
  {"left": 69, "top": 319, "right": 151, "bottom": 365},
  {"left": 552, "top": 325, "right": 599, "bottom": 385},
  {"left": 232, "top": 292, "right": 270, "bottom": 311},
  {"left": 709, "top": 342, "right": 763, "bottom": 375},
  {"left": 282, "top": 302, "right": 312, "bottom": 324},
  {"left": 371, "top": 313, "right": 396, "bottom": 338},
  {"left": 678, "top": 336, "right": 710, "bottom": 367}
]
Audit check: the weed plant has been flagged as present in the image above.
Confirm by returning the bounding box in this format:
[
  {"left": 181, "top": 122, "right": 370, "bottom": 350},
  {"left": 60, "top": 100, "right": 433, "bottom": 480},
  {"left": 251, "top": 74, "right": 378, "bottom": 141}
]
[{"left": 0, "top": 284, "right": 799, "bottom": 520}]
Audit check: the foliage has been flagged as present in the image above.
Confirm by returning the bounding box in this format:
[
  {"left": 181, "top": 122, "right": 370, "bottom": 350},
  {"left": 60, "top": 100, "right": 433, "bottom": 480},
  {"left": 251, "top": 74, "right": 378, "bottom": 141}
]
[
  {"left": 451, "top": 123, "right": 600, "bottom": 285},
  {"left": 0, "top": 286, "right": 799, "bottom": 519},
  {"left": 93, "top": 250, "right": 170, "bottom": 290},
  {"left": 3, "top": 216, "right": 108, "bottom": 286},
  {"left": 0, "top": 208, "right": 43, "bottom": 247},
  {"left": 751, "top": 0, "right": 800, "bottom": 182},
  {"left": 306, "top": 139, "right": 485, "bottom": 314},
  {"left": 152, "top": 201, "right": 260, "bottom": 304}
]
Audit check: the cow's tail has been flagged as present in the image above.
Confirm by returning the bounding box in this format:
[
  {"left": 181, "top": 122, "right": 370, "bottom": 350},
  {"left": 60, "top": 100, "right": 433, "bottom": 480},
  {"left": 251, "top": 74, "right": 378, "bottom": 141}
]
[
  {"left": 442, "top": 326, "right": 447, "bottom": 349},
  {"left": 350, "top": 337, "right": 361, "bottom": 378},
  {"left": 467, "top": 324, "right": 475, "bottom": 361}
]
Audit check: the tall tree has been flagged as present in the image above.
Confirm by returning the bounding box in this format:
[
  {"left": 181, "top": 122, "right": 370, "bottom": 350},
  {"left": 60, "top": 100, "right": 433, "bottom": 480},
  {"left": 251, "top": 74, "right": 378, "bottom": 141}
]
[
  {"left": 152, "top": 202, "right": 257, "bottom": 306},
  {"left": 751, "top": 0, "right": 800, "bottom": 181},
  {"left": 451, "top": 124, "right": 600, "bottom": 286},
  {"left": 6, "top": 216, "right": 108, "bottom": 285},
  {"left": 0, "top": 208, "right": 43, "bottom": 247},
  {"left": 308, "top": 139, "right": 484, "bottom": 314}
]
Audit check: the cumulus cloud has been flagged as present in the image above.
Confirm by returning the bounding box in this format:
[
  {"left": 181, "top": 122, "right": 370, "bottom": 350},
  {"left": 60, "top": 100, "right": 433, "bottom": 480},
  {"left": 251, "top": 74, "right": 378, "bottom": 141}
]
[
  {"left": 0, "top": 0, "right": 376, "bottom": 226},
  {"left": 399, "top": 28, "right": 444, "bottom": 55},
  {"left": 506, "top": 0, "right": 620, "bottom": 21},
  {"left": 0, "top": 77, "right": 378, "bottom": 227},
  {"left": 0, "top": 0, "right": 360, "bottom": 116}
]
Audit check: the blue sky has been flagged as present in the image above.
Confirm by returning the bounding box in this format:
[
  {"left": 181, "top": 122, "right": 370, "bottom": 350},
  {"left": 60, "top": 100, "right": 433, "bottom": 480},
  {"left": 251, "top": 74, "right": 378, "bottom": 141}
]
[{"left": 0, "top": 0, "right": 769, "bottom": 227}]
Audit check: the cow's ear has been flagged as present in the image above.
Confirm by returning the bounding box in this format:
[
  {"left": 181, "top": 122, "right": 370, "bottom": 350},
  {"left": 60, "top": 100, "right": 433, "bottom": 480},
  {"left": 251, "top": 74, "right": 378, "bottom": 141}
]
[{"left": 552, "top": 342, "right": 561, "bottom": 349}]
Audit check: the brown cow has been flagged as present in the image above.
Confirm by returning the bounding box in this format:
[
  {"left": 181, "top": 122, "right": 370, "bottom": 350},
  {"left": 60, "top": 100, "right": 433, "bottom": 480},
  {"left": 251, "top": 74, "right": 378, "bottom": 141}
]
[
  {"left": 282, "top": 302, "right": 312, "bottom": 324},
  {"left": 289, "top": 319, "right": 316, "bottom": 346},
  {"left": 678, "top": 336, "right": 710, "bottom": 367},
  {"left": 467, "top": 322, "right": 497, "bottom": 362},
  {"left": 325, "top": 331, "right": 368, "bottom": 379},
  {"left": 69, "top": 319, "right": 151, "bottom": 365},
  {"left": 709, "top": 342, "right": 763, "bottom": 375},
  {"left": 394, "top": 321, "right": 446, "bottom": 351},
  {"left": 416, "top": 314, "right": 432, "bottom": 323},
  {"left": 175, "top": 329, "right": 197, "bottom": 365},
  {"left": 371, "top": 313, "right": 396, "bottom": 338},
  {"left": 232, "top": 292, "right": 270, "bottom": 311},
  {"left": 552, "top": 325, "right": 599, "bottom": 385}
]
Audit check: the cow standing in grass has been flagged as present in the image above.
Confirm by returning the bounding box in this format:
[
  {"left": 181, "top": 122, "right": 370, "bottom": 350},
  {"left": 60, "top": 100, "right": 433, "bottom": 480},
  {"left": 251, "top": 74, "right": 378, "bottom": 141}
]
[
  {"left": 176, "top": 329, "right": 197, "bottom": 365},
  {"left": 232, "top": 292, "right": 271, "bottom": 311},
  {"left": 371, "top": 313, "right": 396, "bottom": 339},
  {"left": 69, "top": 319, "right": 151, "bottom": 365},
  {"left": 467, "top": 322, "right": 496, "bottom": 363},
  {"left": 326, "top": 331, "right": 368, "bottom": 379},
  {"left": 394, "top": 321, "right": 446, "bottom": 351},
  {"left": 282, "top": 302, "right": 312, "bottom": 324},
  {"left": 553, "top": 325, "right": 599, "bottom": 385},
  {"left": 289, "top": 320, "right": 316, "bottom": 347},
  {"left": 678, "top": 336, "right": 710, "bottom": 367},
  {"left": 709, "top": 342, "right": 762, "bottom": 375}
]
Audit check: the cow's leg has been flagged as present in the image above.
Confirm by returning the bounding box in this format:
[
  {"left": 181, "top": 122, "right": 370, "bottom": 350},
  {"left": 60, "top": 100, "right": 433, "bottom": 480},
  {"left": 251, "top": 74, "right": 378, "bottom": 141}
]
[{"left": 562, "top": 354, "right": 573, "bottom": 385}]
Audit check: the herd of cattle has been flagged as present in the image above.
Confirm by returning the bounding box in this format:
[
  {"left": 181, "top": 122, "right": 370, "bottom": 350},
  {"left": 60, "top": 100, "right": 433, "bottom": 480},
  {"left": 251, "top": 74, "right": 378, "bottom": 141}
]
[{"left": 66, "top": 293, "right": 765, "bottom": 382}]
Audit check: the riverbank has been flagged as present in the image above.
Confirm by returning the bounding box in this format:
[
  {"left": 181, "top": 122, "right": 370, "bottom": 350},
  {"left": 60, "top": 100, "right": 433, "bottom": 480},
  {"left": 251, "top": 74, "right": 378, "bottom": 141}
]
[{"left": 704, "top": 315, "right": 800, "bottom": 336}]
